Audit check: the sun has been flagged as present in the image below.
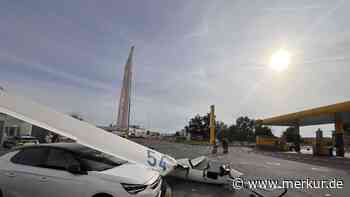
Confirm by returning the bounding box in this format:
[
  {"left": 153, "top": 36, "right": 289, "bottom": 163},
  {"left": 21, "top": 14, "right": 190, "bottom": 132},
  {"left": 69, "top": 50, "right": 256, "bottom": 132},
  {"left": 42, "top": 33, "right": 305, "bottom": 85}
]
[{"left": 269, "top": 49, "right": 291, "bottom": 72}]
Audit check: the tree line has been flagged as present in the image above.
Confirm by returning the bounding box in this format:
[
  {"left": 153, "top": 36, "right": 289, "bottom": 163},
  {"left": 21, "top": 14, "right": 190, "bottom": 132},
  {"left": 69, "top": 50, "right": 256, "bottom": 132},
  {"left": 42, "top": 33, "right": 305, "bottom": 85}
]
[{"left": 184, "top": 114, "right": 275, "bottom": 142}]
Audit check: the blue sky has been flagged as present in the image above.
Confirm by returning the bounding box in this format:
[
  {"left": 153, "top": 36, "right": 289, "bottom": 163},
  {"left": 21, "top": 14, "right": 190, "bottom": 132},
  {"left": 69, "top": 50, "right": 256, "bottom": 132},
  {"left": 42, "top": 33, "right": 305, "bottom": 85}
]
[{"left": 1, "top": 0, "right": 350, "bottom": 136}]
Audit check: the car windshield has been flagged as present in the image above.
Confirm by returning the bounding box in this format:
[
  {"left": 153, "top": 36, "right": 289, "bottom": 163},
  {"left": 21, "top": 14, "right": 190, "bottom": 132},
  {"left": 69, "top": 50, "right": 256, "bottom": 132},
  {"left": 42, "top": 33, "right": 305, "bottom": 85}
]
[{"left": 78, "top": 147, "right": 127, "bottom": 171}]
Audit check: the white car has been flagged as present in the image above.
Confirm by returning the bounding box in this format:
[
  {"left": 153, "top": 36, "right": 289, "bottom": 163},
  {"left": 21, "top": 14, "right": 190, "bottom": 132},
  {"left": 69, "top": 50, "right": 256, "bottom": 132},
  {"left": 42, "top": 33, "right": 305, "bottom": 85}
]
[{"left": 0, "top": 143, "right": 164, "bottom": 197}]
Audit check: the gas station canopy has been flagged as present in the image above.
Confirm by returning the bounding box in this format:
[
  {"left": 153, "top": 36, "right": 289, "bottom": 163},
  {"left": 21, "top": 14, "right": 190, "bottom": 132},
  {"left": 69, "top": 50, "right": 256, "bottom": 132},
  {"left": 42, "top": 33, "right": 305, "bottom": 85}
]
[{"left": 258, "top": 101, "right": 350, "bottom": 126}]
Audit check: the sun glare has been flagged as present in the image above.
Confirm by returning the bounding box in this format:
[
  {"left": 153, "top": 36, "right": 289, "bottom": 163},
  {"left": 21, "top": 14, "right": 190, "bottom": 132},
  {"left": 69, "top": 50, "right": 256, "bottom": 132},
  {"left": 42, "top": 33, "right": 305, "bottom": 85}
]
[{"left": 269, "top": 49, "right": 291, "bottom": 72}]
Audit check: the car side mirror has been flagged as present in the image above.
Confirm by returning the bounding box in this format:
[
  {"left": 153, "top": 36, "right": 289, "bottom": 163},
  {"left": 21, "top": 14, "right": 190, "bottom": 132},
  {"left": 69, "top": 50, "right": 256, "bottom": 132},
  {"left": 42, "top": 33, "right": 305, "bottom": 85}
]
[{"left": 67, "top": 164, "right": 86, "bottom": 175}]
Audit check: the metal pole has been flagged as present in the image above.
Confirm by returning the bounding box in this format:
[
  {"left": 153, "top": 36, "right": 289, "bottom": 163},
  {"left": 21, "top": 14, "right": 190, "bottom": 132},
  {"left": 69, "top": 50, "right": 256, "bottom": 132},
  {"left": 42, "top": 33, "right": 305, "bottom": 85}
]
[
  {"left": 209, "top": 105, "right": 216, "bottom": 145},
  {"left": 335, "top": 113, "right": 345, "bottom": 157},
  {"left": 209, "top": 105, "right": 218, "bottom": 154}
]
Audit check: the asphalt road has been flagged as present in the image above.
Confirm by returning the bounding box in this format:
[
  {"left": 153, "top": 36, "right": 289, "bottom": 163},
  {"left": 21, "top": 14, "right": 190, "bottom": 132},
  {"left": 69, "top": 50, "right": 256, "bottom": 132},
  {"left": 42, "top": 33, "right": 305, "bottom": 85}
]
[
  {"left": 0, "top": 148, "right": 7, "bottom": 156},
  {"left": 1, "top": 142, "right": 349, "bottom": 197},
  {"left": 134, "top": 139, "right": 350, "bottom": 197}
]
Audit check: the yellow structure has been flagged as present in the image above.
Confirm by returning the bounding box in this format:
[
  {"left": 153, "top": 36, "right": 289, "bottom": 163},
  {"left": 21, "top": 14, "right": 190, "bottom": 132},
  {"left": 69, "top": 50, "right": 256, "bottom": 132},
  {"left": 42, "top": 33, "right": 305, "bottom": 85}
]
[
  {"left": 259, "top": 101, "right": 350, "bottom": 126},
  {"left": 256, "top": 136, "right": 279, "bottom": 146},
  {"left": 256, "top": 136, "right": 288, "bottom": 151},
  {"left": 209, "top": 105, "right": 216, "bottom": 145},
  {"left": 258, "top": 101, "right": 350, "bottom": 157}
]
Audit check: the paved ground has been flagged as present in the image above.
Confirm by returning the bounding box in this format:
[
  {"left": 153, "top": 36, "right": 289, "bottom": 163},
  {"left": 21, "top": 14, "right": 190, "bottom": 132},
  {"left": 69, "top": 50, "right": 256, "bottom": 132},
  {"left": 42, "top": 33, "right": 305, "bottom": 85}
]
[
  {"left": 0, "top": 147, "right": 7, "bottom": 156},
  {"left": 1, "top": 142, "right": 349, "bottom": 197},
  {"left": 134, "top": 139, "right": 350, "bottom": 197},
  {"left": 255, "top": 150, "right": 350, "bottom": 172}
]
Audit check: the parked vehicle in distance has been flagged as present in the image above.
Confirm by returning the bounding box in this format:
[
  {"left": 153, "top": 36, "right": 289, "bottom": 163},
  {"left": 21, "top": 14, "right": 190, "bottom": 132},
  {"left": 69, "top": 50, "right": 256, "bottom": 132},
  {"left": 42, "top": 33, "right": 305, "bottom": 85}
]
[
  {"left": 2, "top": 136, "right": 39, "bottom": 149},
  {"left": 0, "top": 143, "right": 163, "bottom": 197}
]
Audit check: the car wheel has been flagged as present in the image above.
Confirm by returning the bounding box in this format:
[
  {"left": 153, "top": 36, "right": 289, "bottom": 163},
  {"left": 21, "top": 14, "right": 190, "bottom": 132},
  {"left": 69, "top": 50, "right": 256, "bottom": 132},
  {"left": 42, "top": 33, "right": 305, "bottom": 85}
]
[
  {"left": 0, "top": 188, "right": 3, "bottom": 197},
  {"left": 92, "top": 193, "right": 113, "bottom": 197}
]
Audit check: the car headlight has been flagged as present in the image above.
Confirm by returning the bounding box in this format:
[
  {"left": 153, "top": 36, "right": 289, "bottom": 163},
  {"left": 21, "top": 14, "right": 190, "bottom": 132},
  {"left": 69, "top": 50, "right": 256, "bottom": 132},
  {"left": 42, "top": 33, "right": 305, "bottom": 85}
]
[{"left": 121, "top": 183, "right": 148, "bottom": 195}]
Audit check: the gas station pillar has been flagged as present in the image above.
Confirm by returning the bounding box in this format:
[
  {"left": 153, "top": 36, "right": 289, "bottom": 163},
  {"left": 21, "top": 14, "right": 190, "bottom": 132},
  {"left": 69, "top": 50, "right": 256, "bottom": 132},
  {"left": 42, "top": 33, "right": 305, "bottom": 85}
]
[
  {"left": 335, "top": 115, "right": 345, "bottom": 157},
  {"left": 295, "top": 125, "right": 301, "bottom": 153},
  {"left": 0, "top": 121, "right": 3, "bottom": 145}
]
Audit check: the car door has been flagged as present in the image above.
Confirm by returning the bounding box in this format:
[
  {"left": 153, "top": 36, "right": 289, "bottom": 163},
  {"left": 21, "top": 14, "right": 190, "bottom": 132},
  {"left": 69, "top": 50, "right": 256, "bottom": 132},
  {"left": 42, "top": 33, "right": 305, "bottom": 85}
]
[
  {"left": 5, "top": 147, "right": 49, "bottom": 197},
  {"left": 35, "top": 148, "right": 89, "bottom": 197}
]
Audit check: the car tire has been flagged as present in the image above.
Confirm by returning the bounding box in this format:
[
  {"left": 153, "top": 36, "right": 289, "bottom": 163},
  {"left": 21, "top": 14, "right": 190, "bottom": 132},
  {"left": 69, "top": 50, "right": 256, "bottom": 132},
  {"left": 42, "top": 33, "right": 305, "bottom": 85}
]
[
  {"left": 92, "top": 193, "right": 113, "bottom": 197},
  {"left": 0, "top": 188, "right": 3, "bottom": 197}
]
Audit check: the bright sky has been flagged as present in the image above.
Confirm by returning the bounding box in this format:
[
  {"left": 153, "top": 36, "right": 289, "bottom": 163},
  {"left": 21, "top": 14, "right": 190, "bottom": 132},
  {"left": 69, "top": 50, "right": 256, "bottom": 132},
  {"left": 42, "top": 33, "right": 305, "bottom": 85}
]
[{"left": 0, "top": 0, "right": 349, "bottom": 136}]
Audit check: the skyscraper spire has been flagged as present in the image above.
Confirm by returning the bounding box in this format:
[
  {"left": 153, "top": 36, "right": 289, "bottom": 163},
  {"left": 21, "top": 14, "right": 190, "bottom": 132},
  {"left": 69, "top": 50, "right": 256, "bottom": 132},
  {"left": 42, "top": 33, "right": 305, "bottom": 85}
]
[{"left": 117, "top": 46, "right": 134, "bottom": 131}]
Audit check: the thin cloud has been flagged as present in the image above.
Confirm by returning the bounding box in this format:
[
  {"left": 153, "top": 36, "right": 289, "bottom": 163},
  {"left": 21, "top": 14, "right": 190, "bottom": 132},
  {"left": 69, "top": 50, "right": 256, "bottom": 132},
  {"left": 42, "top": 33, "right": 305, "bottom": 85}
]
[
  {"left": 302, "top": 56, "right": 350, "bottom": 64},
  {"left": 0, "top": 50, "right": 114, "bottom": 92},
  {"left": 263, "top": 5, "right": 325, "bottom": 12},
  {"left": 184, "top": 22, "right": 209, "bottom": 39}
]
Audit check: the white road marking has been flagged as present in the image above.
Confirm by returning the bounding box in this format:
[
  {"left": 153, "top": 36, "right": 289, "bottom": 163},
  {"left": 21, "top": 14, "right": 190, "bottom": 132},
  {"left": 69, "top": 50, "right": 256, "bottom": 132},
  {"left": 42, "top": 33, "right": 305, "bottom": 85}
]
[
  {"left": 266, "top": 162, "right": 281, "bottom": 166},
  {"left": 311, "top": 167, "right": 329, "bottom": 172}
]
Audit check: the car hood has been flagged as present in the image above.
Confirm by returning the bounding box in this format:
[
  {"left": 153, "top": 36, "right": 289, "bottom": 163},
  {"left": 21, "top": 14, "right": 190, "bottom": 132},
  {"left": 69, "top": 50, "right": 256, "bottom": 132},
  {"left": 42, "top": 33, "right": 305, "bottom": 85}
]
[{"left": 97, "top": 163, "right": 159, "bottom": 185}]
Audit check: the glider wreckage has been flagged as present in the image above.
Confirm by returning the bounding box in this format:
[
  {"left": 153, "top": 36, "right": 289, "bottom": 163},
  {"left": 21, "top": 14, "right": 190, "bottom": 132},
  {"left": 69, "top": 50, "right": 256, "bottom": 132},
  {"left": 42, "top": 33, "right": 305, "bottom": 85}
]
[
  {"left": 0, "top": 89, "right": 287, "bottom": 196},
  {"left": 0, "top": 89, "right": 239, "bottom": 182}
]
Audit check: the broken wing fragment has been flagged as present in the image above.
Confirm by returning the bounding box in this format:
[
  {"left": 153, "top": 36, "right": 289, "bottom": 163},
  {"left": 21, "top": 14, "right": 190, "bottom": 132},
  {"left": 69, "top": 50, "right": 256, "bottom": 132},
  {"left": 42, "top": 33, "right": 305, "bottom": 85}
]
[{"left": 171, "top": 156, "right": 243, "bottom": 185}]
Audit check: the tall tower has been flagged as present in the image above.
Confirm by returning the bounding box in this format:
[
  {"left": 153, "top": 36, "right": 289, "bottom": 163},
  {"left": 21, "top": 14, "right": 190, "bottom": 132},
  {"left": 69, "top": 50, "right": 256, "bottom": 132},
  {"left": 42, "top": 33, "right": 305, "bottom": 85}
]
[{"left": 117, "top": 46, "right": 134, "bottom": 131}]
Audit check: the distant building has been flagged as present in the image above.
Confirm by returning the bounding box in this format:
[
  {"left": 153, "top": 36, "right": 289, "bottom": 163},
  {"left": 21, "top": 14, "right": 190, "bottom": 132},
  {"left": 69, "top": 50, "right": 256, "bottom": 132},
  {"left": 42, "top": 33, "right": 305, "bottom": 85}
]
[
  {"left": 98, "top": 124, "right": 157, "bottom": 138},
  {"left": 0, "top": 113, "right": 32, "bottom": 137},
  {"left": 31, "top": 125, "right": 51, "bottom": 143},
  {"left": 177, "top": 129, "right": 186, "bottom": 137},
  {"left": 0, "top": 113, "right": 33, "bottom": 144},
  {"left": 0, "top": 113, "right": 76, "bottom": 144},
  {"left": 128, "top": 126, "right": 147, "bottom": 138}
]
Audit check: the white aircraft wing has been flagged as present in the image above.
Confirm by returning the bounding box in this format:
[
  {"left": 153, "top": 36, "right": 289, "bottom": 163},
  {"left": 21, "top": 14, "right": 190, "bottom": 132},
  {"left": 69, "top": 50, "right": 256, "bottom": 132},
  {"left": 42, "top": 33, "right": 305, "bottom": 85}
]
[{"left": 0, "top": 90, "right": 177, "bottom": 175}]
